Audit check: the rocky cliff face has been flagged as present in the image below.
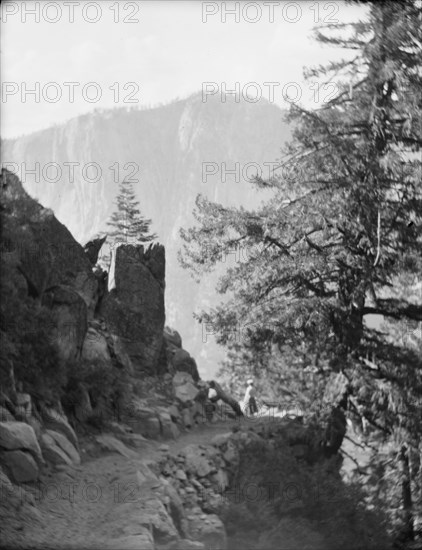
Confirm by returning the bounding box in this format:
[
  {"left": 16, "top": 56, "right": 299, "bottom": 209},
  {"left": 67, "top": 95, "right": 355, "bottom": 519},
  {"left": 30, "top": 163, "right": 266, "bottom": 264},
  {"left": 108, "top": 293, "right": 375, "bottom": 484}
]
[
  {"left": 0, "top": 168, "right": 199, "bottom": 480},
  {"left": 2, "top": 94, "right": 291, "bottom": 377}
]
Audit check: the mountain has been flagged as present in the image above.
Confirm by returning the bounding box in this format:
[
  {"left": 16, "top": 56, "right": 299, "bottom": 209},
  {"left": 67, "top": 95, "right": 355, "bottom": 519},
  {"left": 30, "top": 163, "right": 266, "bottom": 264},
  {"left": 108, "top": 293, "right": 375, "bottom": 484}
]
[{"left": 2, "top": 93, "right": 291, "bottom": 378}]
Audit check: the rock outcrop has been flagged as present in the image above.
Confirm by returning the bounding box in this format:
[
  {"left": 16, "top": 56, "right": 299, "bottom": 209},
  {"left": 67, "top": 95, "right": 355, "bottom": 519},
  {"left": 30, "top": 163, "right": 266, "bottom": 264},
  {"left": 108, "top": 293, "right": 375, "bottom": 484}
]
[
  {"left": 0, "top": 422, "right": 43, "bottom": 464},
  {"left": 100, "top": 243, "right": 166, "bottom": 376},
  {"left": 0, "top": 168, "right": 241, "bottom": 546}
]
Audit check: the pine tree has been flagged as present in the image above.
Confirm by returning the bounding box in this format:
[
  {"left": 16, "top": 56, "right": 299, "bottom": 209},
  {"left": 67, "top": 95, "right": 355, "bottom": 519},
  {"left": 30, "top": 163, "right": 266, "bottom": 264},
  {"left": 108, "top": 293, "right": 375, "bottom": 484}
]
[
  {"left": 107, "top": 180, "right": 157, "bottom": 246},
  {"left": 180, "top": 0, "right": 421, "bottom": 540}
]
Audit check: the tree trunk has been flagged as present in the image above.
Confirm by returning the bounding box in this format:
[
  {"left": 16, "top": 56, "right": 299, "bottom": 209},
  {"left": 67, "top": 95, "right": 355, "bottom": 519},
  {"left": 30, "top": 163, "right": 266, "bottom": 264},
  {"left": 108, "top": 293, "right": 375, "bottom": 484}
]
[
  {"left": 409, "top": 439, "right": 422, "bottom": 538},
  {"left": 400, "top": 444, "right": 414, "bottom": 541},
  {"left": 211, "top": 380, "right": 244, "bottom": 417}
]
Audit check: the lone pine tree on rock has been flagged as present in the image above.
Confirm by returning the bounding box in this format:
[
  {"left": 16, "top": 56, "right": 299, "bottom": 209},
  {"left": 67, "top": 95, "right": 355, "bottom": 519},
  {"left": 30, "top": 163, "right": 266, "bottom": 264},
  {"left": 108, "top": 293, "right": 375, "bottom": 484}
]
[{"left": 107, "top": 180, "right": 157, "bottom": 246}]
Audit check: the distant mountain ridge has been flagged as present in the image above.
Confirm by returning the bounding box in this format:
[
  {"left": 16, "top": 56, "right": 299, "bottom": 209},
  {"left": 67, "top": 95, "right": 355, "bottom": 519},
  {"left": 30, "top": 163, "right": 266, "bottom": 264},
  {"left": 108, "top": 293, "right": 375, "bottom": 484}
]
[{"left": 2, "top": 93, "right": 291, "bottom": 377}]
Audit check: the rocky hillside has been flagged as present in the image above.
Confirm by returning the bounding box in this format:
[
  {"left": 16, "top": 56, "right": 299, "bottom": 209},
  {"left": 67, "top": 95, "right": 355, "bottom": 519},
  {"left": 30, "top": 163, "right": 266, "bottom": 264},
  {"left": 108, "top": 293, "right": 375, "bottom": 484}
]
[
  {"left": 2, "top": 94, "right": 291, "bottom": 377},
  {"left": 0, "top": 168, "right": 390, "bottom": 549},
  {"left": 0, "top": 167, "right": 201, "bottom": 498}
]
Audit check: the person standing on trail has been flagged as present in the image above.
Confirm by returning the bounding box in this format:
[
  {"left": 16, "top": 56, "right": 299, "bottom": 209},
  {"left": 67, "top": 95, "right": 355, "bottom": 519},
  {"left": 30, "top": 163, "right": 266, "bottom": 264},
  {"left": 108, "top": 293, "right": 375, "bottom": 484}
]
[
  {"left": 244, "top": 378, "right": 258, "bottom": 416},
  {"left": 206, "top": 381, "right": 220, "bottom": 421}
]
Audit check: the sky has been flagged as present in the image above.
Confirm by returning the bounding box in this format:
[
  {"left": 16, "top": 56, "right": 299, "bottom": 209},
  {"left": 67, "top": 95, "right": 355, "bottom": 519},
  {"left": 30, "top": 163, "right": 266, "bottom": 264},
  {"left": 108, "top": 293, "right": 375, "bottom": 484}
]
[{"left": 1, "top": 0, "right": 369, "bottom": 139}]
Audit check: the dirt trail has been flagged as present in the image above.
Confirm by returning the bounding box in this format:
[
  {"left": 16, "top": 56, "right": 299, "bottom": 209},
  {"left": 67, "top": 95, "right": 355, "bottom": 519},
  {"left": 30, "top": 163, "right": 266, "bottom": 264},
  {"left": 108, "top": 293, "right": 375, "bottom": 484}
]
[{"left": 6, "top": 420, "right": 238, "bottom": 549}]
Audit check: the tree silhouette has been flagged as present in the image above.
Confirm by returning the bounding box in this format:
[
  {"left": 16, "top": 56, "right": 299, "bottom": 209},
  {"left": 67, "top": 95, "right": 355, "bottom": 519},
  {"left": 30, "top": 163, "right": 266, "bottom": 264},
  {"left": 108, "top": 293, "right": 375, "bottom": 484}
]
[{"left": 107, "top": 180, "right": 157, "bottom": 245}]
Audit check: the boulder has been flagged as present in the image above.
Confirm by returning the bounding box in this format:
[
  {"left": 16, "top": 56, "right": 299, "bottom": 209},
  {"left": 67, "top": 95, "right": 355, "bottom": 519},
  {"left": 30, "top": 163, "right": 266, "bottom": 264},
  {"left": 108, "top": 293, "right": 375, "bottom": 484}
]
[
  {"left": 163, "top": 326, "right": 182, "bottom": 348},
  {"left": 0, "top": 450, "right": 39, "bottom": 483},
  {"left": 45, "top": 429, "right": 80, "bottom": 465},
  {"left": 0, "top": 421, "right": 42, "bottom": 463},
  {"left": 40, "top": 432, "right": 75, "bottom": 466},
  {"left": 173, "top": 373, "right": 199, "bottom": 404},
  {"left": 170, "top": 348, "right": 199, "bottom": 381},
  {"left": 138, "top": 497, "right": 179, "bottom": 543},
  {"left": 158, "top": 412, "right": 180, "bottom": 440},
  {"left": 181, "top": 445, "right": 215, "bottom": 478},
  {"left": 40, "top": 407, "right": 78, "bottom": 449},
  {"left": 123, "top": 399, "right": 160, "bottom": 439},
  {"left": 100, "top": 244, "right": 165, "bottom": 376}
]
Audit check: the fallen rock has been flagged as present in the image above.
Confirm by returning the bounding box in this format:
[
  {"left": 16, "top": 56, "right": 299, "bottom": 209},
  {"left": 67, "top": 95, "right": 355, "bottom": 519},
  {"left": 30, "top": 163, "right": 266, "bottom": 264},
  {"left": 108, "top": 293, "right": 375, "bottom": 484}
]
[
  {"left": 0, "top": 421, "right": 43, "bottom": 463},
  {"left": 173, "top": 373, "right": 199, "bottom": 404},
  {"left": 0, "top": 449, "right": 39, "bottom": 483}
]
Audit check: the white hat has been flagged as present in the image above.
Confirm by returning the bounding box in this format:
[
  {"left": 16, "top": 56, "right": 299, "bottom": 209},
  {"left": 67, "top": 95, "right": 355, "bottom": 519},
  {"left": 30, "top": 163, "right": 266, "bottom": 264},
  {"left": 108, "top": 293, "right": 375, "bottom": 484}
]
[{"left": 247, "top": 378, "right": 254, "bottom": 385}]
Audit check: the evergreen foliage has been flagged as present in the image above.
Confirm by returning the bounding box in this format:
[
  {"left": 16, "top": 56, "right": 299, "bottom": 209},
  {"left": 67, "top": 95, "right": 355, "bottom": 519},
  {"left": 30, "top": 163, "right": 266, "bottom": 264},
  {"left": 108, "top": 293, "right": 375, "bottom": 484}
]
[
  {"left": 107, "top": 179, "right": 157, "bottom": 245},
  {"left": 180, "top": 1, "right": 422, "bottom": 541}
]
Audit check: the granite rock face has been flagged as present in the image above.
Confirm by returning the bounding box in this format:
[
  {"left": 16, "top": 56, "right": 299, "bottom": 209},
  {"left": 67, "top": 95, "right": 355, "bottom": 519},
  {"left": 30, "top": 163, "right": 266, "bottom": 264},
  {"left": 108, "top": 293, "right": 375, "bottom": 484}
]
[{"left": 101, "top": 243, "right": 165, "bottom": 376}]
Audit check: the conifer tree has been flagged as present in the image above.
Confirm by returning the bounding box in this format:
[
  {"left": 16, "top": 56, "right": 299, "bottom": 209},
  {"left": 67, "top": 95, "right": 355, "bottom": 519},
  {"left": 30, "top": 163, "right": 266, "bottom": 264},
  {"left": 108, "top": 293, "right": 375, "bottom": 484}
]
[
  {"left": 180, "top": 0, "right": 421, "bottom": 540},
  {"left": 107, "top": 180, "right": 157, "bottom": 245}
]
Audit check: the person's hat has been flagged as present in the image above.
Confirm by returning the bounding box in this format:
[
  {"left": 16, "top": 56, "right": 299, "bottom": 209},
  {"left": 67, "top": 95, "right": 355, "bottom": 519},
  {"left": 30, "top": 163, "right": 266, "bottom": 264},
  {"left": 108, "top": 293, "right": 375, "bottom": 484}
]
[{"left": 247, "top": 378, "right": 254, "bottom": 385}]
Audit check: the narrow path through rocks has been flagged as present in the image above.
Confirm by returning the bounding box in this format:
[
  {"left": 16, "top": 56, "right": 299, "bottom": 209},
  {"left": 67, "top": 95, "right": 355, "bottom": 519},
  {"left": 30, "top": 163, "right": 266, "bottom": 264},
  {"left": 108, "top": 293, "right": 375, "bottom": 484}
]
[{"left": 6, "top": 420, "right": 238, "bottom": 549}]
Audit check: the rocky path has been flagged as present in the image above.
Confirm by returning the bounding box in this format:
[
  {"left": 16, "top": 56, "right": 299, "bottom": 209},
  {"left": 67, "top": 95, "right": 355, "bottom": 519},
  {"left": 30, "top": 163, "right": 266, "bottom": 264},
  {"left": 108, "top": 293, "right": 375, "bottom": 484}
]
[{"left": 5, "top": 420, "right": 237, "bottom": 549}]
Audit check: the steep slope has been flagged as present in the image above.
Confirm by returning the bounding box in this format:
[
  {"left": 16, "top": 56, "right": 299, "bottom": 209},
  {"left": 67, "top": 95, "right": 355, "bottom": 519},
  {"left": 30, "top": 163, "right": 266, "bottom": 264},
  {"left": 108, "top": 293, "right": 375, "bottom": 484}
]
[{"left": 2, "top": 94, "right": 291, "bottom": 377}]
